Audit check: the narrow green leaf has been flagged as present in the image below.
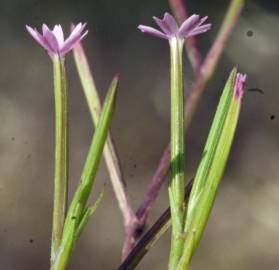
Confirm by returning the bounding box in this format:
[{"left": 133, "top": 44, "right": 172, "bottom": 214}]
[
  {"left": 73, "top": 40, "right": 130, "bottom": 228},
  {"left": 76, "top": 75, "right": 118, "bottom": 206},
  {"left": 178, "top": 69, "right": 246, "bottom": 269},
  {"left": 185, "top": 68, "right": 237, "bottom": 227},
  {"left": 177, "top": 230, "right": 195, "bottom": 270},
  {"left": 51, "top": 203, "right": 81, "bottom": 270},
  {"left": 75, "top": 188, "right": 105, "bottom": 240}
]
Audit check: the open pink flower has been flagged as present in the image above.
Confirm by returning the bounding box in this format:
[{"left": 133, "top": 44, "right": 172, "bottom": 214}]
[
  {"left": 26, "top": 23, "right": 88, "bottom": 57},
  {"left": 138, "top": 12, "right": 211, "bottom": 40}
]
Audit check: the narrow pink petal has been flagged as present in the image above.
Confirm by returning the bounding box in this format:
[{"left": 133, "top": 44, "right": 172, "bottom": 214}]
[
  {"left": 42, "top": 24, "right": 50, "bottom": 36},
  {"left": 187, "top": 23, "right": 211, "bottom": 37},
  {"left": 61, "top": 23, "right": 86, "bottom": 51},
  {"left": 52, "top": 25, "right": 64, "bottom": 48},
  {"left": 64, "top": 23, "right": 85, "bottom": 43},
  {"left": 153, "top": 16, "right": 172, "bottom": 35},
  {"left": 26, "top": 25, "right": 49, "bottom": 50},
  {"left": 60, "top": 30, "right": 88, "bottom": 56},
  {"left": 234, "top": 73, "right": 247, "bottom": 101},
  {"left": 178, "top": 14, "right": 200, "bottom": 38},
  {"left": 70, "top": 22, "right": 83, "bottom": 35},
  {"left": 163, "top": 13, "right": 179, "bottom": 33},
  {"left": 197, "top": 16, "right": 208, "bottom": 26},
  {"left": 42, "top": 24, "right": 59, "bottom": 53},
  {"left": 138, "top": 25, "right": 168, "bottom": 39}
]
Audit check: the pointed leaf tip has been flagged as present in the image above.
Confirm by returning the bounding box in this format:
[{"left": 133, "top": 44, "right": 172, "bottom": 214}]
[{"left": 114, "top": 73, "right": 120, "bottom": 80}]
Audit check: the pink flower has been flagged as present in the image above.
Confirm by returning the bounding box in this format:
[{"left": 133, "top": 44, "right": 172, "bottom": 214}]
[
  {"left": 138, "top": 12, "right": 211, "bottom": 40},
  {"left": 26, "top": 23, "right": 88, "bottom": 57},
  {"left": 234, "top": 73, "right": 247, "bottom": 101}
]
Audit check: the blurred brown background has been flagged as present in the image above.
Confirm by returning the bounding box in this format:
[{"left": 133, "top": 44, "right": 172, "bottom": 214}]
[{"left": 0, "top": 0, "right": 279, "bottom": 269}]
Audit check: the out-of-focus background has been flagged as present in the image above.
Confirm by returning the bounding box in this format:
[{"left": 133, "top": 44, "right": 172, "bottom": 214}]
[{"left": 0, "top": 0, "right": 278, "bottom": 269}]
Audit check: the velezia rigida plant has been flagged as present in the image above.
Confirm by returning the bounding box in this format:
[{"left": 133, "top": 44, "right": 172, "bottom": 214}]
[
  {"left": 139, "top": 13, "right": 212, "bottom": 269},
  {"left": 26, "top": 23, "right": 119, "bottom": 270},
  {"left": 26, "top": 23, "right": 88, "bottom": 263},
  {"left": 25, "top": 0, "right": 247, "bottom": 269},
  {"left": 138, "top": 9, "right": 246, "bottom": 270}
]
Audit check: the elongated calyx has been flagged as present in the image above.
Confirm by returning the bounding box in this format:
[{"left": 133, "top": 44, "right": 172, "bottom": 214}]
[
  {"left": 26, "top": 23, "right": 88, "bottom": 57},
  {"left": 138, "top": 12, "right": 211, "bottom": 40},
  {"left": 234, "top": 73, "right": 247, "bottom": 101}
]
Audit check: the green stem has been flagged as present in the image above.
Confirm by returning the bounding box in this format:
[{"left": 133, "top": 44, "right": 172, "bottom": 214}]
[
  {"left": 168, "top": 37, "right": 185, "bottom": 270},
  {"left": 51, "top": 55, "right": 69, "bottom": 265},
  {"left": 51, "top": 76, "right": 118, "bottom": 270}
]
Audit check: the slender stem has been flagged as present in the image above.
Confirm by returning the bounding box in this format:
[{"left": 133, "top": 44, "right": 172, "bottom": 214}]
[
  {"left": 72, "top": 42, "right": 138, "bottom": 260},
  {"left": 169, "top": 38, "right": 185, "bottom": 217},
  {"left": 136, "top": 145, "right": 170, "bottom": 223},
  {"left": 120, "top": 210, "right": 171, "bottom": 270},
  {"left": 168, "top": 37, "right": 185, "bottom": 270},
  {"left": 169, "top": 0, "right": 202, "bottom": 75},
  {"left": 51, "top": 55, "right": 69, "bottom": 264}
]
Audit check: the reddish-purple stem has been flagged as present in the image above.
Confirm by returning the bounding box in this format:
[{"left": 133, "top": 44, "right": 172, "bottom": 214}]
[
  {"left": 136, "top": 145, "right": 170, "bottom": 224},
  {"left": 122, "top": 147, "right": 171, "bottom": 260}
]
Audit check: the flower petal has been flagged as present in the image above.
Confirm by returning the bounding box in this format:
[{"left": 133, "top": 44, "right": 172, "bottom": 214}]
[
  {"left": 26, "top": 25, "right": 49, "bottom": 50},
  {"left": 187, "top": 23, "right": 211, "bottom": 37},
  {"left": 138, "top": 25, "right": 168, "bottom": 39},
  {"left": 61, "top": 23, "right": 87, "bottom": 53},
  {"left": 64, "top": 23, "right": 84, "bottom": 43},
  {"left": 198, "top": 16, "right": 209, "bottom": 26},
  {"left": 179, "top": 15, "right": 211, "bottom": 39},
  {"left": 52, "top": 25, "right": 64, "bottom": 49},
  {"left": 153, "top": 16, "right": 172, "bottom": 35},
  {"left": 178, "top": 14, "right": 200, "bottom": 38},
  {"left": 42, "top": 24, "right": 59, "bottom": 53},
  {"left": 138, "top": 12, "right": 211, "bottom": 41},
  {"left": 60, "top": 28, "right": 88, "bottom": 56},
  {"left": 163, "top": 12, "right": 179, "bottom": 33}
]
